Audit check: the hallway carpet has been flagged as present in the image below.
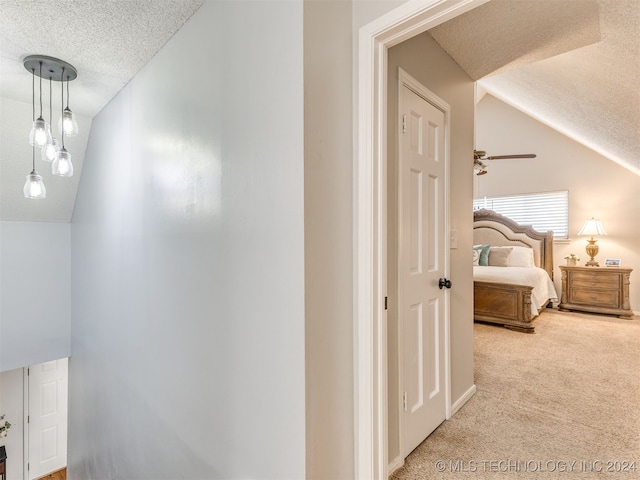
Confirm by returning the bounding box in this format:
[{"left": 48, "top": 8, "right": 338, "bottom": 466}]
[{"left": 391, "top": 308, "right": 640, "bottom": 479}]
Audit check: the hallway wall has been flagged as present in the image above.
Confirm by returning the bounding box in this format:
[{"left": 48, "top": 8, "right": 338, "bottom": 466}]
[
  {"left": 0, "top": 221, "right": 70, "bottom": 372},
  {"left": 68, "top": 2, "right": 305, "bottom": 478}
]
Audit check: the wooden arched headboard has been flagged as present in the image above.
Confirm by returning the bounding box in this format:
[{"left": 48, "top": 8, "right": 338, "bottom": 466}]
[{"left": 473, "top": 209, "right": 554, "bottom": 279}]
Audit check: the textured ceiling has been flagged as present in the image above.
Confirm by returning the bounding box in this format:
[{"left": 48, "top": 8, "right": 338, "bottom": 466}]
[
  {"left": 0, "top": 0, "right": 204, "bottom": 221},
  {"left": 1, "top": 0, "right": 638, "bottom": 223},
  {"left": 1, "top": 0, "right": 205, "bottom": 116},
  {"left": 430, "top": 0, "right": 640, "bottom": 175}
]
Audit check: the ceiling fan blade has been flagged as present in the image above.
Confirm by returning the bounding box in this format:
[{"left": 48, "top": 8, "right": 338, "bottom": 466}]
[{"left": 485, "top": 154, "right": 537, "bottom": 160}]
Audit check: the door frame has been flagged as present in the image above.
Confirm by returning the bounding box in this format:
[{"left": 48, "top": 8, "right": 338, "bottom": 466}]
[{"left": 353, "top": 0, "right": 489, "bottom": 478}]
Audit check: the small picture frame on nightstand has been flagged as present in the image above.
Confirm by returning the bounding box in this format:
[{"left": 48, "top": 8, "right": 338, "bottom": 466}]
[{"left": 604, "top": 258, "right": 621, "bottom": 267}]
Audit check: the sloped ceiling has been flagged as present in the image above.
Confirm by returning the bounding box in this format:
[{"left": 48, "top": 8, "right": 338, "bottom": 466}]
[
  {"left": 0, "top": 0, "right": 638, "bottom": 223},
  {"left": 0, "top": 0, "right": 205, "bottom": 222},
  {"left": 429, "top": 0, "right": 640, "bottom": 175}
]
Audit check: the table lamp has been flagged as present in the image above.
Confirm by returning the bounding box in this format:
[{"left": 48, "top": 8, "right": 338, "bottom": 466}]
[{"left": 578, "top": 217, "right": 607, "bottom": 267}]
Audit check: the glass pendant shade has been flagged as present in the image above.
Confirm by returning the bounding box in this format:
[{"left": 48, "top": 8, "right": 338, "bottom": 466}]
[
  {"left": 41, "top": 134, "right": 59, "bottom": 162},
  {"left": 24, "top": 170, "right": 46, "bottom": 199},
  {"left": 29, "top": 117, "right": 51, "bottom": 147},
  {"left": 52, "top": 147, "right": 73, "bottom": 177},
  {"left": 59, "top": 107, "right": 78, "bottom": 137}
]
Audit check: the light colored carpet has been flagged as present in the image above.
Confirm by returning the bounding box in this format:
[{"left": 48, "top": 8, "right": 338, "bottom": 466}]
[{"left": 391, "top": 308, "right": 640, "bottom": 479}]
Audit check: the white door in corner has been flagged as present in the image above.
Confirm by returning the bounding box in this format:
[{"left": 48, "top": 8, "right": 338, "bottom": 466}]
[
  {"left": 398, "top": 71, "right": 448, "bottom": 458},
  {"left": 27, "top": 357, "right": 68, "bottom": 480}
]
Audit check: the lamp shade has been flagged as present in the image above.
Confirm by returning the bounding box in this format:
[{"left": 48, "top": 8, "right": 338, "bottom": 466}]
[
  {"left": 52, "top": 147, "right": 73, "bottom": 177},
  {"left": 578, "top": 218, "right": 607, "bottom": 237},
  {"left": 29, "top": 117, "right": 51, "bottom": 147},
  {"left": 23, "top": 171, "right": 46, "bottom": 199}
]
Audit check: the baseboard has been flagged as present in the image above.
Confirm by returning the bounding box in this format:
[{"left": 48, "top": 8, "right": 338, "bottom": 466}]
[
  {"left": 388, "top": 454, "right": 404, "bottom": 477},
  {"left": 450, "top": 384, "right": 477, "bottom": 416}
]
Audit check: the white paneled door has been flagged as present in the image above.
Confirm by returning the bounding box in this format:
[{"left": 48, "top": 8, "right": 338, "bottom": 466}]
[
  {"left": 398, "top": 74, "right": 448, "bottom": 458},
  {"left": 27, "top": 358, "right": 68, "bottom": 480}
]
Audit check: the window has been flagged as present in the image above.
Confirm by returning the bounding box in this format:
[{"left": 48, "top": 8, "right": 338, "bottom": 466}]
[{"left": 473, "top": 191, "right": 569, "bottom": 240}]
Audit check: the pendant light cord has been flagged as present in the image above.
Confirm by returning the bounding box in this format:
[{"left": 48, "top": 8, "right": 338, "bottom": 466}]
[
  {"left": 49, "top": 77, "right": 53, "bottom": 127},
  {"left": 66, "top": 77, "right": 70, "bottom": 108},
  {"left": 60, "top": 67, "right": 65, "bottom": 149},
  {"left": 31, "top": 69, "right": 35, "bottom": 122},
  {"left": 38, "top": 61, "right": 43, "bottom": 118},
  {"left": 31, "top": 68, "right": 36, "bottom": 172}
]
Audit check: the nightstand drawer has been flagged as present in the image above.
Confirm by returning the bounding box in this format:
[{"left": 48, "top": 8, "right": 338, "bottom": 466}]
[
  {"left": 570, "top": 288, "right": 619, "bottom": 308},
  {"left": 571, "top": 272, "right": 619, "bottom": 288}
]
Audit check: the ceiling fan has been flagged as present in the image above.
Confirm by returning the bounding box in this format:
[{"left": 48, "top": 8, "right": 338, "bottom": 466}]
[{"left": 473, "top": 149, "right": 537, "bottom": 176}]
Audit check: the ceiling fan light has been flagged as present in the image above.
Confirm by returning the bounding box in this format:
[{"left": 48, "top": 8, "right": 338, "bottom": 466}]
[
  {"left": 24, "top": 170, "right": 47, "bottom": 199},
  {"left": 52, "top": 147, "right": 74, "bottom": 177},
  {"left": 29, "top": 117, "right": 51, "bottom": 147},
  {"left": 59, "top": 107, "right": 78, "bottom": 137}
]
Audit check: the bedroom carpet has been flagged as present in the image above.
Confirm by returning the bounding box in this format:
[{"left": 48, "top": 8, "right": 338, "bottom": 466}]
[{"left": 391, "top": 308, "right": 640, "bottom": 479}]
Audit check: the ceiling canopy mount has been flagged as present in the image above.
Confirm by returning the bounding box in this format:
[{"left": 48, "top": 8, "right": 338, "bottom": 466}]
[{"left": 23, "top": 55, "right": 77, "bottom": 81}]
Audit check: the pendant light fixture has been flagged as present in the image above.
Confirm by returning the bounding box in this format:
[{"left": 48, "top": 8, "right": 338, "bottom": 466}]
[
  {"left": 24, "top": 69, "right": 46, "bottom": 199},
  {"left": 23, "top": 55, "right": 77, "bottom": 198},
  {"left": 58, "top": 75, "right": 78, "bottom": 137},
  {"left": 28, "top": 61, "right": 52, "bottom": 148},
  {"left": 24, "top": 148, "right": 47, "bottom": 199},
  {"left": 41, "top": 76, "right": 59, "bottom": 162},
  {"left": 52, "top": 67, "right": 74, "bottom": 177}
]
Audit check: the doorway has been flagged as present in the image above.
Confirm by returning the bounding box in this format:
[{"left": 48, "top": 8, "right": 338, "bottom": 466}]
[
  {"left": 0, "top": 358, "right": 68, "bottom": 480},
  {"left": 354, "top": 0, "right": 486, "bottom": 478},
  {"left": 25, "top": 358, "right": 68, "bottom": 480}
]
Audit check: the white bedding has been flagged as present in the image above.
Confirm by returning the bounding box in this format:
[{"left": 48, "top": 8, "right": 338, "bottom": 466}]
[{"left": 473, "top": 266, "right": 558, "bottom": 316}]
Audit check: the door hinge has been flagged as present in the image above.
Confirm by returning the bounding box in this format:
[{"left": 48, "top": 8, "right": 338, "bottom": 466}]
[
  {"left": 402, "top": 114, "right": 407, "bottom": 133},
  {"left": 27, "top": 415, "right": 30, "bottom": 423},
  {"left": 384, "top": 296, "right": 388, "bottom": 310},
  {"left": 403, "top": 392, "right": 408, "bottom": 411}
]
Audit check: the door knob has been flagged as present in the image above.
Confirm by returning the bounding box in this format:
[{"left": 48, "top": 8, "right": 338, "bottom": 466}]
[{"left": 438, "top": 278, "right": 452, "bottom": 289}]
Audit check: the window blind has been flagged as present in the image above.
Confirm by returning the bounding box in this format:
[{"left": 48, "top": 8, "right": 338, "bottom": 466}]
[{"left": 473, "top": 191, "right": 569, "bottom": 240}]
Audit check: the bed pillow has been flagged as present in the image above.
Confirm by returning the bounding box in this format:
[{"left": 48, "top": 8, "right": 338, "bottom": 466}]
[
  {"left": 473, "top": 244, "right": 491, "bottom": 266},
  {"left": 509, "top": 246, "right": 535, "bottom": 267},
  {"left": 488, "top": 246, "right": 513, "bottom": 267}
]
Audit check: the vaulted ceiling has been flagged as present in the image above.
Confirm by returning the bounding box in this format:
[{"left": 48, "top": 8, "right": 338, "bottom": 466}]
[
  {"left": 430, "top": 0, "right": 640, "bottom": 175},
  {"left": 1, "top": 0, "right": 638, "bottom": 223}
]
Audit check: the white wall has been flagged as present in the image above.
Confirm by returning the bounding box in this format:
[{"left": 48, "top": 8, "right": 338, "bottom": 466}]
[
  {"left": 0, "top": 221, "right": 71, "bottom": 372},
  {"left": 477, "top": 95, "right": 640, "bottom": 312},
  {"left": 68, "top": 2, "right": 305, "bottom": 479}
]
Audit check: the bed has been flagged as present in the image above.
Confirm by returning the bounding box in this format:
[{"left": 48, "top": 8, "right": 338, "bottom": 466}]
[{"left": 473, "top": 209, "right": 558, "bottom": 332}]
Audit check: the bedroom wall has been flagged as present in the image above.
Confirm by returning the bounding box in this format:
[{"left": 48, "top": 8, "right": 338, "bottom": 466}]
[
  {"left": 386, "top": 31, "right": 476, "bottom": 466},
  {"left": 69, "top": 2, "right": 305, "bottom": 479},
  {"left": 0, "top": 221, "right": 71, "bottom": 372},
  {"left": 476, "top": 94, "right": 640, "bottom": 313}
]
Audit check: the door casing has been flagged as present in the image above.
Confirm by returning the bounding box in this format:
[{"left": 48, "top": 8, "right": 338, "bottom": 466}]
[{"left": 354, "top": 0, "right": 489, "bottom": 478}]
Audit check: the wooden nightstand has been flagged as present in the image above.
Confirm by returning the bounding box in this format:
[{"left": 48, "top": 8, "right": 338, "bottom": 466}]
[{"left": 559, "top": 265, "right": 633, "bottom": 318}]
